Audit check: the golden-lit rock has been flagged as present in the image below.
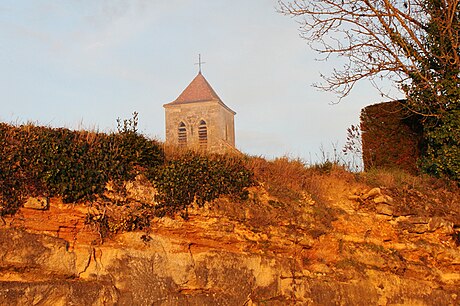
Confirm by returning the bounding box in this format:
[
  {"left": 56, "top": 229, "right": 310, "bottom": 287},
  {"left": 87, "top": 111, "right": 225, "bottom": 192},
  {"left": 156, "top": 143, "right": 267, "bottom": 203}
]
[
  {"left": 1, "top": 168, "right": 460, "bottom": 305},
  {"left": 23, "top": 197, "right": 49, "bottom": 210}
]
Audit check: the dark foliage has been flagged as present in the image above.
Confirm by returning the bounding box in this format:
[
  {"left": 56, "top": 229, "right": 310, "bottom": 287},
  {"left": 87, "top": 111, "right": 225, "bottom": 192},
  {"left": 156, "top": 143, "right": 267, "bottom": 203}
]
[
  {"left": 153, "top": 153, "right": 254, "bottom": 217},
  {"left": 402, "top": 1, "right": 460, "bottom": 182},
  {"left": 0, "top": 122, "right": 164, "bottom": 215},
  {"left": 0, "top": 118, "right": 255, "bottom": 226}
]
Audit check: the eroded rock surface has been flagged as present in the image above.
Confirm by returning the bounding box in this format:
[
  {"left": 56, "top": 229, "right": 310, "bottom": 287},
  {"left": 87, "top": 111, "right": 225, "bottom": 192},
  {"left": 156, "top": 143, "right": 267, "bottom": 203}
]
[{"left": 1, "top": 175, "right": 460, "bottom": 305}]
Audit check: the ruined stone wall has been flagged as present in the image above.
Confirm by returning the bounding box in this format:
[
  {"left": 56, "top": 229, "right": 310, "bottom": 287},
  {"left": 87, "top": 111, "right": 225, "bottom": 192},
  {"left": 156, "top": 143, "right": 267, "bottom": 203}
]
[{"left": 361, "top": 101, "right": 423, "bottom": 173}]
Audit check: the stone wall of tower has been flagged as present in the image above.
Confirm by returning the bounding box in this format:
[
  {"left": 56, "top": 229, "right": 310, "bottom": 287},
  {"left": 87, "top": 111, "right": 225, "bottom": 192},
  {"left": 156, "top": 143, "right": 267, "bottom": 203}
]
[
  {"left": 164, "top": 100, "right": 235, "bottom": 152},
  {"left": 360, "top": 101, "right": 423, "bottom": 173},
  {"left": 213, "top": 105, "right": 235, "bottom": 148}
]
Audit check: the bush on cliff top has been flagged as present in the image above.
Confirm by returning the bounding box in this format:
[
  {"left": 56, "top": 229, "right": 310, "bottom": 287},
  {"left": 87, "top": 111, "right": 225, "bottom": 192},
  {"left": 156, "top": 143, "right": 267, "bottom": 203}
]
[
  {"left": 0, "top": 119, "right": 255, "bottom": 220},
  {"left": 0, "top": 121, "right": 164, "bottom": 215},
  {"left": 154, "top": 153, "right": 254, "bottom": 218}
]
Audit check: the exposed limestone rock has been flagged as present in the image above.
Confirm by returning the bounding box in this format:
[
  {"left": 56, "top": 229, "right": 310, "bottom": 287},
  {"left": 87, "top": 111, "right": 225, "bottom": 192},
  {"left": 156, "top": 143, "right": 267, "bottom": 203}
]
[
  {"left": 347, "top": 195, "right": 361, "bottom": 201},
  {"left": 374, "top": 194, "right": 394, "bottom": 204},
  {"left": 428, "top": 217, "right": 454, "bottom": 234},
  {"left": 0, "top": 280, "right": 118, "bottom": 305},
  {"left": 0, "top": 229, "right": 76, "bottom": 279},
  {"left": 2, "top": 224, "right": 458, "bottom": 305},
  {"left": 362, "top": 187, "right": 381, "bottom": 200},
  {"left": 349, "top": 188, "right": 394, "bottom": 207},
  {"left": 1, "top": 174, "right": 460, "bottom": 305},
  {"left": 23, "top": 197, "right": 49, "bottom": 210},
  {"left": 376, "top": 203, "right": 394, "bottom": 216}
]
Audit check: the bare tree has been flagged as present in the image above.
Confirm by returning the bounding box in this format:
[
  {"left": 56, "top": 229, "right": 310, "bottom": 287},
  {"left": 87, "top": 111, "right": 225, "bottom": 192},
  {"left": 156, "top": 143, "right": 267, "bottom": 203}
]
[
  {"left": 278, "top": 0, "right": 460, "bottom": 116},
  {"left": 279, "top": 0, "right": 460, "bottom": 181}
]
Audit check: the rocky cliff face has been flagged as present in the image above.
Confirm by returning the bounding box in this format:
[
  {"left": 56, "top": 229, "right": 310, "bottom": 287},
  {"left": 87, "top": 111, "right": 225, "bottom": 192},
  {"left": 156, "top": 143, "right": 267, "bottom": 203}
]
[{"left": 1, "top": 171, "right": 460, "bottom": 305}]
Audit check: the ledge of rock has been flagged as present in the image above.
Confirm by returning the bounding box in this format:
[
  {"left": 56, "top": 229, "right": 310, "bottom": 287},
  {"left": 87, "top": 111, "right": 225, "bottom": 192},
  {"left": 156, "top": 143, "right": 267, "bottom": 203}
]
[{"left": 1, "top": 174, "right": 460, "bottom": 305}]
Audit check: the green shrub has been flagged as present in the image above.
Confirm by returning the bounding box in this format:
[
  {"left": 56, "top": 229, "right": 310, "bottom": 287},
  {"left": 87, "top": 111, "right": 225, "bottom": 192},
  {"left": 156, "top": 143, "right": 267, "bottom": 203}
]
[
  {"left": 420, "top": 110, "right": 460, "bottom": 182},
  {"left": 1, "top": 113, "right": 256, "bottom": 225},
  {"left": 0, "top": 119, "right": 255, "bottom": 224},
  {"left": 154, "top": 153, "right": 254, "bottom": 217},
  {"left": 0, "top": 121, "right": 164, "bottom": 215}
]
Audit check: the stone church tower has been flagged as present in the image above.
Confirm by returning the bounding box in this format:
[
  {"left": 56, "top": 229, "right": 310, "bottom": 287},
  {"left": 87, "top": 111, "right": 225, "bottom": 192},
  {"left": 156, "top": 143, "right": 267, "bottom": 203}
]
[{"left": 163, "top": 72, "right": 236, "bottom": 152}]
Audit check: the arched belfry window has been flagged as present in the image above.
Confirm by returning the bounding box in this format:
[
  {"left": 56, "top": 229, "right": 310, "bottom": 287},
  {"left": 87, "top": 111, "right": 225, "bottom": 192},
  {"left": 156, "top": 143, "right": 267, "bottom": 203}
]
[
  {"left": 178, "top": 122, "right": 187, "bottom": 146},
  {"left": 198, "top": 120, "right": 207, "bottom": 147}
]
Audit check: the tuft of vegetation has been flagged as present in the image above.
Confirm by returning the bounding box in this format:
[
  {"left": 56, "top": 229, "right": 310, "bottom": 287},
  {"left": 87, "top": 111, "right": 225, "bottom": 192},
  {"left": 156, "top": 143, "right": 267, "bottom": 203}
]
[{"left": 248, "top": 156, "right": 352, "bottom": 203}]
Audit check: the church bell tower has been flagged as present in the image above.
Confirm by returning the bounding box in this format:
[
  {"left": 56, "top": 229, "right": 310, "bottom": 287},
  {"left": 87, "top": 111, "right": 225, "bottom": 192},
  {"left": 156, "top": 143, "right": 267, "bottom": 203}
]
[{"left": 163, "top": 60, "right": 236, "bottom": 153}]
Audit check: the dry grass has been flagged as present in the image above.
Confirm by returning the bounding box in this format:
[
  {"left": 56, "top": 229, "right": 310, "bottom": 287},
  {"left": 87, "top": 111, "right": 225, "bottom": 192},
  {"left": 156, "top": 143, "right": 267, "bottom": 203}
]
[
  {"left": 245, "top": 156, "right": 355, "bottom": 210},
  {"left": 358, "top": 167, "right": 457, "bottom": 192},
  {"left": 244, "top": 155, "right": 460, "bottom": 226},
  {"left": 359, "top": 168, "right": 423, "bottom": 190},
  {"left": 356, "top": 167, "right": 460, "bottom": 222},
  {"left": 247, "top": 156, "right": 311, "bottom": 202}
]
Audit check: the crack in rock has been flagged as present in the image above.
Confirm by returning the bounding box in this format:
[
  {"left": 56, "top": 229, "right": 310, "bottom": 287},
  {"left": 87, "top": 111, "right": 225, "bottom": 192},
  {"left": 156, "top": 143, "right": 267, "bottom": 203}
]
[{"left": 77, "top": 247, "right": 94, "bottom": 277}]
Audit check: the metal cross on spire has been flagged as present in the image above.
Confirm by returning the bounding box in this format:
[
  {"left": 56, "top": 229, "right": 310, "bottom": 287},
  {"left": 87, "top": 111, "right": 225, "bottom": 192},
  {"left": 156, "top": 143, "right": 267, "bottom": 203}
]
[{"left": 195, "top": 54, "right": 206, "bottom": 73}]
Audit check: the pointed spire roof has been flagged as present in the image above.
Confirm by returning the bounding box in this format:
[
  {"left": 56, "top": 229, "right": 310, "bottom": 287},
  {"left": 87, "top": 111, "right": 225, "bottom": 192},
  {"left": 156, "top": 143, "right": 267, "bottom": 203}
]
[
  {"left": 164, "top": 73, "right": 235, "bottom": 114},
  {"left": 168, "top": 72, "right": 222, "bottom": 104}
]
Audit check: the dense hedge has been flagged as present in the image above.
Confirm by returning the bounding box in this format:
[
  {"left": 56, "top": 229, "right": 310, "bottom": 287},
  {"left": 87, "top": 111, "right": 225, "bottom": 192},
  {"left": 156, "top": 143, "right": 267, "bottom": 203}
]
[
  {"left": 0, "top": 121, "right": 254, "bottom": 219},
  {"left": 0, "top": 122, "right": 164, "bottom": 215},
  {"left": 154, "top": 154, "right": 254, "bottom": 217}
]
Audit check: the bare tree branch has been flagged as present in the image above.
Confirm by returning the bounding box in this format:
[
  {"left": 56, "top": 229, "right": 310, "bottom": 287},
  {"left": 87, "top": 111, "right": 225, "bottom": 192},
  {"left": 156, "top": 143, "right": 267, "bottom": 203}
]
[{"left": 278, "top": 0, "right": 460, "bottom": 115}]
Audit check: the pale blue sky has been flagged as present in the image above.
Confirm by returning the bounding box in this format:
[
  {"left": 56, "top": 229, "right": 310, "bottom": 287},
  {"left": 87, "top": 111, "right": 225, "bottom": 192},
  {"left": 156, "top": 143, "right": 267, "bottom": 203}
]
[{"left": 0, "top": 1, "right": 395, "bottom": 163}]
